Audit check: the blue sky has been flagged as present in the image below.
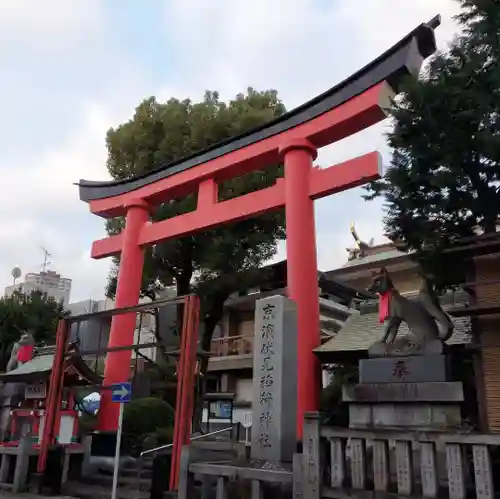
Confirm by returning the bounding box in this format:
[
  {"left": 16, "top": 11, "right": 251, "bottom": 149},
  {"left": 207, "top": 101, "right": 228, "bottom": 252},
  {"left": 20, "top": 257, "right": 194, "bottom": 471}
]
[{"left": 0, "top": 0, "right": 462, "bottom": 302}]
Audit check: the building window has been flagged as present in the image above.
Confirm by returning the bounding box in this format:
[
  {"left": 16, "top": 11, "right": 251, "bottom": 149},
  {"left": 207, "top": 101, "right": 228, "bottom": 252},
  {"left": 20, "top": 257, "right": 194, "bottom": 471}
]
[{"left": 206, "top": 376, "right": 219, "bottom": 393}]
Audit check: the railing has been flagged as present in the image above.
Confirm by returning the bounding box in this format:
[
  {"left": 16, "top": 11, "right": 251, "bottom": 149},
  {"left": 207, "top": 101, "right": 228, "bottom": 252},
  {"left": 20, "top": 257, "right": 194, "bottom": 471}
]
[
  {"left": 135, "top": 427, "right": 234, "bottom": 493},
  {"left": 302, "top": 412, "right": 499, "bottom": 498},
  {"left": 179, "top": 447, "right": 299, "bottom": 499},
  {"left": 210, "top": 335, "right": 254, "bottom": 357},
  {"left": 139, "top": 426, "right": 234, "bottom": 458}
]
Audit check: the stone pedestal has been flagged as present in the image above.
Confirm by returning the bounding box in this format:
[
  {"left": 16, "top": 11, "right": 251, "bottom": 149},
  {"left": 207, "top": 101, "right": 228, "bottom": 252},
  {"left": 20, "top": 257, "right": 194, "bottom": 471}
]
[
  {"left": 344, "top": 355, "right": 464, "bottom": 431},
  {"left": 359, "top": 355, "right": 449, "bottom": 384}
]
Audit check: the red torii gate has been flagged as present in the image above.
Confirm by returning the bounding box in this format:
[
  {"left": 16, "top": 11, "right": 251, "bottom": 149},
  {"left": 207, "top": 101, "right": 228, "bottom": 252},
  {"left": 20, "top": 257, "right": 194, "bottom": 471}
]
[{"left": 78, "top": 17, "right": 439, "bottom": 441}]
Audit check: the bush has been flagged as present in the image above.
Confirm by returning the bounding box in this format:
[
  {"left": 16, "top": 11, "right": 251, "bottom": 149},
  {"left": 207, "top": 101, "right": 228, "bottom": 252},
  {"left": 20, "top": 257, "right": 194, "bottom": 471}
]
[
  {"left": 122, "top": 397, "right": 174, "bottom": 455},
  {"left": 154, "top": 426, "right": 174, "bottom": 445},
  {"left": 78, "top": 413, "right": 98, "bottom": 436},
  {"left": 320, "top": 364, "right": 358, "bottom": 427}
]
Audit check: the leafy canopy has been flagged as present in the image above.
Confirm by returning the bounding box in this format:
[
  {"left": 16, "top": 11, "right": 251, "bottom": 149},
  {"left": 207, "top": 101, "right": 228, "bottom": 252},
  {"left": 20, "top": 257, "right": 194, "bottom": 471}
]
[
  {"left": 364, "top": 0, "right": 500, "bottom": 289},
  {"left": 0, "top": 290, "right": 67, "bottom": 370},
  {"left": 105, "top": 88, "right": 287, "bottom": 343}
]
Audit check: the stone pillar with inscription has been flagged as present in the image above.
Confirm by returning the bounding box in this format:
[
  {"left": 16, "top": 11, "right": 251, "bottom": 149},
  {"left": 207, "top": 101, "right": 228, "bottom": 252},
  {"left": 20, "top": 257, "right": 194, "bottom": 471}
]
[{"left": 251, "top": 295, "right": 298, "bottom": 463}]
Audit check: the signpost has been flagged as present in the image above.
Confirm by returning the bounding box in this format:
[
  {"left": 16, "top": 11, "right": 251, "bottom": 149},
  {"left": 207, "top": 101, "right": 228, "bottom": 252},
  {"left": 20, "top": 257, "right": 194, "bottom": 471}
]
[
  {"left": 110, "top": 382, "right": 131, "bottom": 499},
  {"left": 242, "top": 412, "right": 252, "bottom": 446}
]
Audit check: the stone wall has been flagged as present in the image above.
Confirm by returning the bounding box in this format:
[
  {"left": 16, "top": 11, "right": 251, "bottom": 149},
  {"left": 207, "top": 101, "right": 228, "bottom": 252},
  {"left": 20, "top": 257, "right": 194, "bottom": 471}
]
[{"left": 475, "top": 254, "right": 500, "bottom": 432}]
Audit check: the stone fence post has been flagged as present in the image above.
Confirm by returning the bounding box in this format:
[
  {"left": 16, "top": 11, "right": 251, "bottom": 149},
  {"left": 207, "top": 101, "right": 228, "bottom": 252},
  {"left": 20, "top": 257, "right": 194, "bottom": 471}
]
[
  {"left": 177, "top": 446, "right": 195, "bottom": 499},
  {"left": 302, "top": 411, "right": 321, "bottom": 499},
  {"left": 12, "top": 435, "right": 31, "bottom": 492},
  {"left": 81, "top": 435, "right": 93, "bottom": 477},
  {"left": 293, "top": 452, "right": 303, "bottom": 499}
]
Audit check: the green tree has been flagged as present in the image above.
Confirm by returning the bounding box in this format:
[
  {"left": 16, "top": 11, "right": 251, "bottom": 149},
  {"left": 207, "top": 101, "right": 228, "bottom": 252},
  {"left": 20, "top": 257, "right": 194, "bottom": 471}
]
[
  {"left": 105, "top": 89, "right": 287, "bottom": 416},
  {"left": 321, "top": 363, "right": 358, "bottom": 426},
  {"left": 0, "top": 290, "right": 67, "bottom": 370},
  {"left": 364, "top": 0, "right": 500, "bottom": 290},
  {"left": 122, "top": 397, "right": 175, "bottom": 455}
]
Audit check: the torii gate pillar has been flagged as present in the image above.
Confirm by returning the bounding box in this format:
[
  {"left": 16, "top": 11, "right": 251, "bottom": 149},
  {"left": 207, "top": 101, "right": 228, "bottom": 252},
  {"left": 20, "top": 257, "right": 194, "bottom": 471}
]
[
  {"left": 98, "top": 199, "right": 150, "bottom": 431},
  {"left": 280, "top": 138, "right": 321, "bottom": 436}
]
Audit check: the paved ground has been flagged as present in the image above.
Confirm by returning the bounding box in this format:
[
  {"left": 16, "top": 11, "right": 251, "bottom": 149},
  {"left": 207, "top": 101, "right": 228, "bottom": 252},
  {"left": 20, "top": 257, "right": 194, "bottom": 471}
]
[{"left": 0, "top": 494, "right": 76, "bottom": 499}]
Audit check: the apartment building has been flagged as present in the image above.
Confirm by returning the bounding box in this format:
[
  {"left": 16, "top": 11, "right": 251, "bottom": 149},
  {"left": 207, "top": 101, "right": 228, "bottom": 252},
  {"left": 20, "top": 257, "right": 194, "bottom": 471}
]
[
  {"left": 5, "top": 270, "right": 72, "bottom": 306},
  {"left": 66, "top": 289, "right": 178, "bottom": 371}
]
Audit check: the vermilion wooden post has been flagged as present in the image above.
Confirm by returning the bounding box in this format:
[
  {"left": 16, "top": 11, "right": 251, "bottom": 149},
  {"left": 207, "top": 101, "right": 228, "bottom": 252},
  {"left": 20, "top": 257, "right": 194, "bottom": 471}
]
[
  {"left": 279, "top": 139, "right": 321, "bottom": 439},
  {"left": 37, "top": 319, "right": 68, "bottom": 474},
  {"left": 184, "top": 296, "right": 200, "bottom": 448},
  {"left": 169, "top": 295, "right": 201, "bottom": 491},
  {"left": 170, "top": 296, "right": 192, "bottom": 491},
  {"left": 98, "top": 199, "right": 150, "bottom": 432}
]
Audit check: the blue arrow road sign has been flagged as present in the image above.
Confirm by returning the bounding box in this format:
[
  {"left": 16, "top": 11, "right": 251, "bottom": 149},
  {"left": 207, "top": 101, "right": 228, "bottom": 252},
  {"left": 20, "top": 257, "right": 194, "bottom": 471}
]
[{"left": 111, "top": 382, "right": 132, "bottom": 403}]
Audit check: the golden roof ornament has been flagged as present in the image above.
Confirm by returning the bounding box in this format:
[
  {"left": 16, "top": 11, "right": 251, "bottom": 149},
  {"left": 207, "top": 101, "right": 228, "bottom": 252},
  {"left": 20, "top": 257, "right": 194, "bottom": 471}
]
[{"left": 346, "top": 223, "right": 374, "bottom": 261}]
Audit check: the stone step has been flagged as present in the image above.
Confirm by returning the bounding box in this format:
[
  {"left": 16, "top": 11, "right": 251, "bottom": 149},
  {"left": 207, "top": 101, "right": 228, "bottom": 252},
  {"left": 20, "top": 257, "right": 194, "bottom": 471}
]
[
  {"left": 121, "top": 457, "right": 154, "bottom": 470},
  {"left": 120, "top": 466, "right": 153, "bottom": 478},
  {"left": 2, "top": 492, "right": 77, "bottom": 499},
  {"left": 64, "top": 481, "right": 150, "bottom": 499},
  {"left": 91, "top": 462, "right": 153, "bottom": 479},
  {"left": 84, "top": 472, "right": 152, "bottom": 492},
  {"left": 89, "top": 455, "right": 152, "bottom": 475}
]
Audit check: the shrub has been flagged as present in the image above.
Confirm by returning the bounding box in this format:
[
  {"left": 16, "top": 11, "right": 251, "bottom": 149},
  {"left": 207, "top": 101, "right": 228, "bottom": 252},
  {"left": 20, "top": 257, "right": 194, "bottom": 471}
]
[
  {"left": 78, "top": 413, "right": 98, "bottom": 436},
  {"left": 320, "top": 364, "right": 358, "bottom": 427},
  {"left": 122, "top": 397, "right": 174, "bottom": 455}
]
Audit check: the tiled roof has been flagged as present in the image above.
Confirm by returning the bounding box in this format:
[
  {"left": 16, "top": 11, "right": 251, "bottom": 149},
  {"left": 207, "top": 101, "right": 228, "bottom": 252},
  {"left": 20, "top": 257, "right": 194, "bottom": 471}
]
[
  {"left": 315, "top": 293, "right": 472, "bottom": 354},
  {"left": 1, "top": 354, "right": 54, "bottom": 378},
  {"left": 1, "top": 345, "right": 61, "bottom": 378},
  {"left": 340, "top": 249, "right": 409, "bottom": 268},
  {"left": 314, "top": 313, "right": 472, "bottom": 354},
  {"left": 0, "top": 348, "right": 102, "bottom": 384}
]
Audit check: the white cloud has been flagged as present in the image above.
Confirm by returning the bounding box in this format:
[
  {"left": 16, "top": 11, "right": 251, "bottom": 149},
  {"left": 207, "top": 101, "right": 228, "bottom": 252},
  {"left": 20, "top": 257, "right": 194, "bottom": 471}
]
[
  {"left": 0, "top": 0, "right": 105, "bottom": 49},
  {"left": 0, "top": 104, "right": 112, "bottom": 302},
  {"left": 163, "top": 0, "right": 461, "bottom": 102},
  {"left": 0, "top": 1, "right": 159, "bottom": 303},
  {"left": 0, "top": 105, "right": 107, "bottom": 213},
  {"left": 0, "top": 1, "right": 109, "bottom": 302},
  {"left": 0, "top": 86, "right": 160, "bottom": 302},
  {"left": 0, "top": 0, "right": 465, "bottom": 303}
]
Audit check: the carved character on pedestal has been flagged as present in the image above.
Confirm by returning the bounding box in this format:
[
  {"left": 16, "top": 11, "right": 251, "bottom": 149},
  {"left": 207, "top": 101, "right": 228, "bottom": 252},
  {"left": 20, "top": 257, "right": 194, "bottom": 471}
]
[
  {"left": 6, "top": 331, "right": 35, "bottom": 372},
  {"left": 367, "top": 267, "right": 454, "bottom": 357}
]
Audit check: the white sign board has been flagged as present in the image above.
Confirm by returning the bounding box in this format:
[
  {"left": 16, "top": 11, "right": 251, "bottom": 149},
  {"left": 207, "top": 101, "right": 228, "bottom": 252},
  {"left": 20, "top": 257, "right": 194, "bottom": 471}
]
[{"left": 25, "top": 383, "right": 47, "bottom": 399}]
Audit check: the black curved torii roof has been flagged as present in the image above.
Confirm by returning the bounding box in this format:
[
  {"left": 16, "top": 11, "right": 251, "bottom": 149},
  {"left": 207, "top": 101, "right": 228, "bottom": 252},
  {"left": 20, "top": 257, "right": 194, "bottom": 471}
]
[{"left": 78, "top": 16, "right": 441, "bottom": 203}]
